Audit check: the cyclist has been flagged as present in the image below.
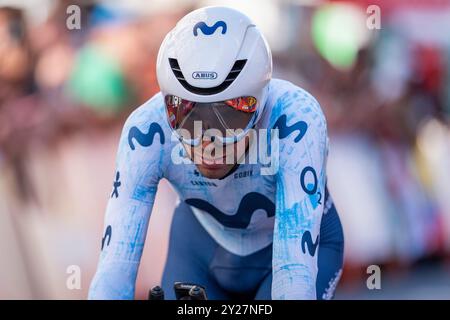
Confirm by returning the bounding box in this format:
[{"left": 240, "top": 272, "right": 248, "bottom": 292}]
[{"left": 88, "top": 6, "right": 344, "bottom": 300}]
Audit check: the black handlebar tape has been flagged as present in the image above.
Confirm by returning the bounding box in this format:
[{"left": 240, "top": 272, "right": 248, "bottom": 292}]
[{"left": 149, "top": 286, "right": 165, "bottom": 300}]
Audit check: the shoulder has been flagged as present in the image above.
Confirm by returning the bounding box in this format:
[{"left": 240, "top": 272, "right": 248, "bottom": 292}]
[
  {"left": 123, "top": 92, "right": 167, "bottom": 130},
  {"left": 117, "top": 92, "right": 173, "bottom": 156},
  {"left": 261, "top": 79, "right": 327, "bottom": 141},
  {"left": 262, "top": 79, "right": 329, "bottom": 176},
  {"left": 266, "top": 79, "right": 325, "bottom": 126}
]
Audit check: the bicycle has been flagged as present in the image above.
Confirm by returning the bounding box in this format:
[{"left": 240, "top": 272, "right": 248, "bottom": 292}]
[{"left": 149, "top": 282, "right": 208, "bottom": 300}]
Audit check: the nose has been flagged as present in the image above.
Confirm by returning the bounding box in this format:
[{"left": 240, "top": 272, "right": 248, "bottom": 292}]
[
  {"left": 201, "top": 138, "right": 213, "bottom": 148},
  {"left": 201, "top": 140, "right": 208, "bottom": 148},
  {"left": 200, "top": 133, "right": 217, "bottom": 147}
]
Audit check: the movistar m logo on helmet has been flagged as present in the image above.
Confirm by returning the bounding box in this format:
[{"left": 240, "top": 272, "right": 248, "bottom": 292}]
[
  {"left": 193, "top": 21, "right": 227, "bottom": 36},
  {"left": 192, "top": 71, "right": 218, "bottom": 80}
]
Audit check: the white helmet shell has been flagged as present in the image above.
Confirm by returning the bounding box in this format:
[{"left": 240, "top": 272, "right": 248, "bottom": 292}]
[{"left": 157, "top": 6, "right": 272, "bottom": 121}]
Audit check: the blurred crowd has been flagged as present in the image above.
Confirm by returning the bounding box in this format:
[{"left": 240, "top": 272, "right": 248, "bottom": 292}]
[
  {"left": 271, "top": 1, "right": 450, "bottom": 277},
  {"left": 0, "top": 0, "right": 449, "bottom": 298},
  {"left": 0, "top": 1, "right": 181, "bottom": 200}
]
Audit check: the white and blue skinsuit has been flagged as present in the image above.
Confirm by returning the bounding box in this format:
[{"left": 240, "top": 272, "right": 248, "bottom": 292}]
[{"left": 88, "top": 79, "right": 344, "bottom": 300}]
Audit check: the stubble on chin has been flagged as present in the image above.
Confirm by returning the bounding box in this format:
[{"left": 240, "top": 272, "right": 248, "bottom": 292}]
[{"left": 195, "top": 163, "right": 236, "bottom": 179}]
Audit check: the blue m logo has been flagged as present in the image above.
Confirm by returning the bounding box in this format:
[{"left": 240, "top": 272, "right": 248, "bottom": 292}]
[{"left": 193, "top": 21, "right": 227, "bottom": 36}]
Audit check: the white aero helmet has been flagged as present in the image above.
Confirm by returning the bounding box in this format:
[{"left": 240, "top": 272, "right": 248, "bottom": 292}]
[{"left": 157, "top": 6, "right": 272, "bottom": 145}]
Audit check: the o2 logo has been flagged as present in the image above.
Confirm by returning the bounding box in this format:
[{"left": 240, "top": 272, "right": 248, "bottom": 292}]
[{"left": 300, "top": 166, "right": 322, "bottom": 209}]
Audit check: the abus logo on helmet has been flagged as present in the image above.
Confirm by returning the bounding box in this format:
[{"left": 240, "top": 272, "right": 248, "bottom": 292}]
[{"left": 192, "top": 71, "right": 218, "bottom": 80}]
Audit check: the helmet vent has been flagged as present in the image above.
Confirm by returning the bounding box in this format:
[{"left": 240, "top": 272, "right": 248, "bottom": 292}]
[{"left": 168, "top": 58, "right": 247, "bottom": 95}]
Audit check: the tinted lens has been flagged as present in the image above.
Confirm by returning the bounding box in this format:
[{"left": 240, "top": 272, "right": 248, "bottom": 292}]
[
  {"left": 165, "top": 95, "right": 256, "bottom": 140},
  {"left": 165, "top": 95, "right": 194, "bottom": 130}
]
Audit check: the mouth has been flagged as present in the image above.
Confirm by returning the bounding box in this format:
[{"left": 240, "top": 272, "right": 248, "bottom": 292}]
[
  {"left": 198, "top": 155, "right": 229, "bottom": 169},
  {"left": 199, "top": 163, "right": 226, "bottom": 170}
]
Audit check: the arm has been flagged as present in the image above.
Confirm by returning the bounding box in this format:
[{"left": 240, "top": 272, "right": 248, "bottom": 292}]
[
  {"left": 88, "top": 95, "right": 167, "bottom": 299},
  {"left": 271, "top": 89, "right": 329, "bottom": 299}
]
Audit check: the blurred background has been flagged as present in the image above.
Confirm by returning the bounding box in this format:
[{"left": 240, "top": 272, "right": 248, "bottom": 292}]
[{"left": 1, "top": 0, "right": 449, "bottom": 299}]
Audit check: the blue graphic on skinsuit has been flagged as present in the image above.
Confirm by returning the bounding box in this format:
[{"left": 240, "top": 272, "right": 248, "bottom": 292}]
[
  {"left": 308, "top": 188, "right": 322, "bottom": 209},
  {"left": 273, "top": 114, "right": 308, "bottom": 143},
  {"left": 128, "top": 122, "right": 165, "bottom": 150},
  {"left": 301, "top": 230, "right": 319, "bottom": 256},
  {"left": 101, "top": 225, "right": 112, "bottom": 250},
  {"left": 300, "top": 166, "right": 322, "bottom": 209},
  {"left": 193, "top": 21, "right": 227, "bottom": 36},
  {"left": 111, "top": 171, "right": 121, "bottom": 198},
  {"left": 185, "top": 192, "right": 275, "bottom": 229},
  {"left": 300, "top": 166, "right": 317, "bottom": 194}
]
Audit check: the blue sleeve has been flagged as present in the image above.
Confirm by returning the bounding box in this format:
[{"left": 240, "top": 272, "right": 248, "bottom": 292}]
[
  {"left": 88, "top": 94, "right": 168, "bottom": 299},
  {"left": 271, "top": 88, "right": 329, "bottom": 299}
]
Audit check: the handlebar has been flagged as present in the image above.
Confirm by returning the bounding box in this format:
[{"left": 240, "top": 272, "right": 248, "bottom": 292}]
[{"left": 149, "top": 282, "right": 208, "bottom": 300}]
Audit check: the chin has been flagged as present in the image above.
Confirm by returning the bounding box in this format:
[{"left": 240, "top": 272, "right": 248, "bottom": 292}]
[{"left": 196, "top": 164, "right": 234, "bottom": 179}]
